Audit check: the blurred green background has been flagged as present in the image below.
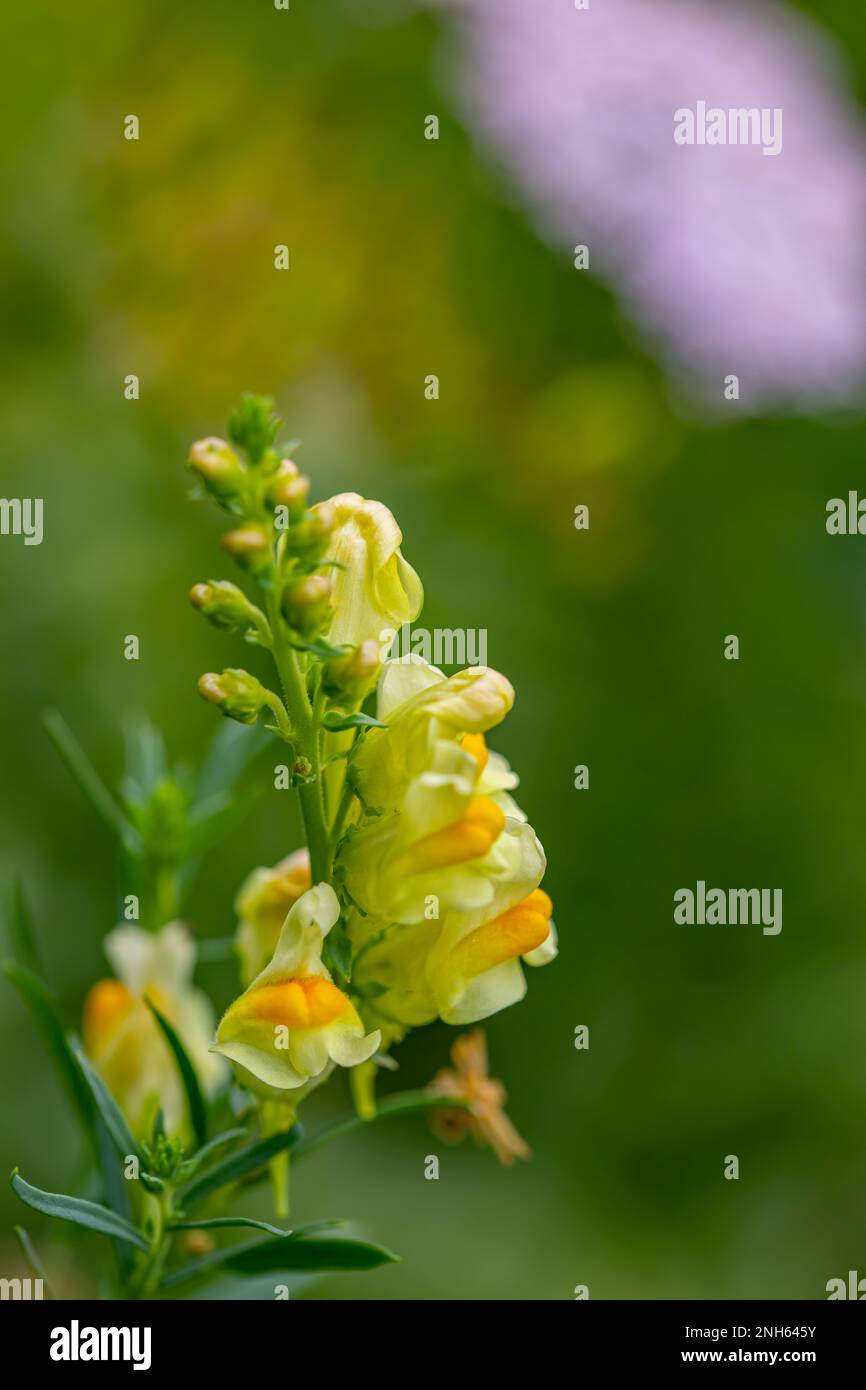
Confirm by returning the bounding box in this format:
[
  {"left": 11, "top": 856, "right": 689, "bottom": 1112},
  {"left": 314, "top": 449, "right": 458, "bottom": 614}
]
[{"left": 2, "top": 0, "right": 866, "bottom": 1300}]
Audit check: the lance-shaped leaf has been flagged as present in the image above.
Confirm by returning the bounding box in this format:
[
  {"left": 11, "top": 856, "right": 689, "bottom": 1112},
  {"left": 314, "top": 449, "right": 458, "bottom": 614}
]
[
  {"left": 290, "top": 637, "right": 350, "bottom": 660},
  {"left": 2, "top": 962, "right": 91, "bottom": 1128},
  {"left": 145, "top": 998, "right": 207, "bottom": 1149},
  {"left": 94, "top": 1114, "right": 136, "bottom": 1280},
  {"left": 322, "top": 711, "right": 387, "bottom": 732},
  {"left": 167, "top": 1216, "right": 291, "bottom": 1237},
  {"left": 179, "top": 1127, "right": 248, "bottom": 1180},
  {"left": 14, "top": 1225, "right": 56, "bottom": 1298},
  {"left": 67, "top": 1034, "right": 142, "bottom": 1164},
  {"left": 161, "top": 1234, "right": 398, "bottom": 1289},
  {"left": 179, "top": 1125, "right": 303, "bottom": 1210},
  {"left": 11, "top": 1170, "right": 149, "bottom": 1252},
  {"left": 42, "top": 709, "right": 142, "bottom": 854},
  {"left": 3, "top": 876, "right": 40, "bottom": 973},
  {"left": 193, "top": 719, "right": 271, "bottom": 807},
  {"left": 293, "top": 1088, "right": 471, "bottom": 1161}
]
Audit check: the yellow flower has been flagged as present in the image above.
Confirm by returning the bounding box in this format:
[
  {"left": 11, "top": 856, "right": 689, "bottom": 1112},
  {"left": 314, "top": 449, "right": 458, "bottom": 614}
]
[
  {"left": 213, "top": 884, "right": 380, "bottom": 1096},
  {"left": 352, "top": 833, "right": 554, "bottom": 1028},
  {"left": 234, "top": 849, "right": 311, "bottom": 985},
  {"left": 343, "top": 788, "right": 517, "bottom": 927},
  {"left": 82, "top": 922, "right": 225, "bottom": 1138},
  {"left": 341, "top": 661, "right": 526, "bottom": 926},
  {"left": 426, "top": 885, "right": 555, "bottom": 1024},
  {"left": 339, "top": 654, "right": 556, "bottom": 1029},
  {"left": 317, "top": 493, "right": 423, "bottom": 651},
  {"left": 427, "top": 1029, "right": 531, "bottom": 1165},
  {"left": 350, "top": 657, "right": 515, "bottom": 814}
]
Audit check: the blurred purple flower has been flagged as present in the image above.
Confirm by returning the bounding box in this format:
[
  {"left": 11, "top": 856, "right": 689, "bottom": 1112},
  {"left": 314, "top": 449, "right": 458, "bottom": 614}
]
[{"left": 427, "top": 0, "right": 866, "bottom": 412}]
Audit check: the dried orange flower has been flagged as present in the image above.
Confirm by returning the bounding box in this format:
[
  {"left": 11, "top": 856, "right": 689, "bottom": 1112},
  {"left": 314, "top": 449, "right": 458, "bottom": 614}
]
[{"left": 427, "top": 1029, "right": 530, "bottom": 1166}]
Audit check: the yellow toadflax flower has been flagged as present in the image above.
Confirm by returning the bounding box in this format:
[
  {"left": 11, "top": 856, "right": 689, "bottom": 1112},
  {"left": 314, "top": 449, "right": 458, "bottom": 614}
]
[
  {"left": 82, "top": 922, "right": 225, "bottom": 1139},
  {"left": 318, "top": 493, "right": 423, "bottom": 651},
  {"left": 353, "top": 872, "right": 555, "bottom": 1028},
  {"left": 427, "top": 1029, "right": 531, "bottom": 1166},
  {"left": 212, "top": 883, "right": 380, "bottom": 1096},
  {"left": 341, "top": 656, "right": 557, "bottom": 1029},
  {"left": 234, "top": 848, "right": 311, "bottom": 985},
  {"left": 350, "top": 657, "right": 516, "bottom": 815},
  {"left": 341, "top": 658, "right": 524, "bottom": 926}
]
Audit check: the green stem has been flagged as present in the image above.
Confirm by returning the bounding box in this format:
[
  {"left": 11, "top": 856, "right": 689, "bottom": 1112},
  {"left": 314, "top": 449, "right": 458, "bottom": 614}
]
[
  {"left": 132, "top": 1188, "right": 172, "bottom": 1299},
  {"left": 266, "top": 588, "right": 331, "bottom": 882},
  {"left": 153, "top": 863, "right": 180, "bottom": 928},
  {"left": 349, "top": 1060, "right": 377, "bottom": 1119}
]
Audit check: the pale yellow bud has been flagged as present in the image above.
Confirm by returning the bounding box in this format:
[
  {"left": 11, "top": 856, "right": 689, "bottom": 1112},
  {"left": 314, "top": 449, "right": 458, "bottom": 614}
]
[
  {"left": 220, "top": 524, "right": 271, "bottom": 572},
  {"left": 323, "top": 639, "right": 381, "bottom": 701},
  {"left": 188, "top": 437, "right": 245, "bottom": 509},
  {"left": 197, "top": 668, "right": 269, "bottom": 724},
  {"left": 189, "top": 579, "right": 255, "bottom": 631},
  {"left": 281, "top": 573, "right": 333, "bottom": 636}
]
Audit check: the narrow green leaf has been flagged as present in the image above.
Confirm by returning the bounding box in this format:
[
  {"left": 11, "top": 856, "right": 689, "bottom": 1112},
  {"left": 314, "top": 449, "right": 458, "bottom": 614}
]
[
  {"left": 290, "top": 637, "right": 350, "bottom": 660},
  {"left": 179, "top": 1125, "right": 302, "bottom": 1210},
  {"left": 2, "top": 962, "right": 91, "bottom": 1127},
  {"left": 291, "top": 1219, "right": 347, "bottom": 1239},
  {"left": 67, "top": 1034, "right": 142, "bottom": 1163},
  {"left": 194, "top": 720, "right": 271, "bottom": 805},
  {"left": 14, "top": 1225, "right": 56, "bottom": 1297},
  {"left": 161, "top": 1234, "right": 398, "bottom": 1289},
  {"left": 322, "top": 711, "right": 387, "bottom": 732},
  {"left": 181, "top": 786, "right": 263, "bottom": 860},
  {"left": 94, "top": 1114, "right": 136, "bottom": 1280},
  {"left": 230, "top": 1235, "right": 399, "bottom": 1273},
  {"left": 121, "top": 714, "right": 167, "bottom": 804},
  {"left": 42, "top": 709, "right": 142, "bottom": 853},
  {"left": 10, "top": 1170, "right": 149, "bottom": 1252},
  {"left": 294, "top": 1089, "right": 472, "bottom": 1161},
  {"left": 167, "top": 1216, "right": 290, "bottom": 1237},
  {"left": 180, "top": 1127, "right": 248, "bottom": 1179},
  {"left": 144, "top": 999, "right": 207, "bottom": 1149},
  {"left": 3, "top": 876, "right": 40, "bottom": 972}
]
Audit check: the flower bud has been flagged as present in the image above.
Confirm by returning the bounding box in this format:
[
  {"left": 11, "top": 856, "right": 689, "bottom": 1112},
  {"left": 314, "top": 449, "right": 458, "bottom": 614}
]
[
  {"left": 220, "top": 523, "right": 271, "bottom": 572},
  {"left": 281, "top": 573, "right": 333, "bottom": 636},
  {"left": 188, "top": 437, "right": 245, "bottom": 509},
  {"left": 265, "top": 457, "right": 298, "bottom": 497},
  {"left": 227, "top": 394, "right": 281, "bottom": 465},
  {"left": 198, "top": 668, "right": 270, "bottom": 724},
  {"left": 282, "top": 501, "right": 335, "bottom": 565},
  {"left": 268, "top": 463, "right": 310, "bottom": 520},
  {"left": 323, "top": 639, "right": 381, "bottom": 701},
  {"left": 189, "top": 579, "right": 255, "bottom": 631}
]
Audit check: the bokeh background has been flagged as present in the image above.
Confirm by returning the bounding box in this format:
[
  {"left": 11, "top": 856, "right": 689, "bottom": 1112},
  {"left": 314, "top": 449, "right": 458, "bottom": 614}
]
[{"left": 2, "top": 0, "right": 866, "bottom": 1299}]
